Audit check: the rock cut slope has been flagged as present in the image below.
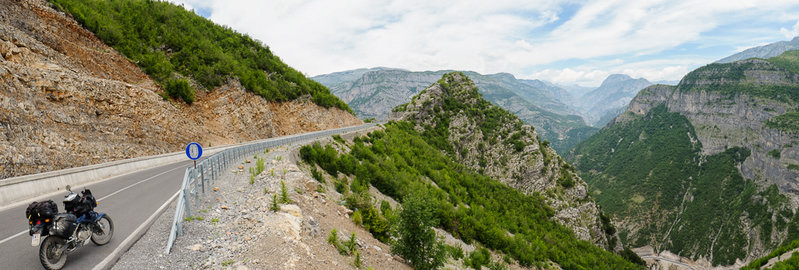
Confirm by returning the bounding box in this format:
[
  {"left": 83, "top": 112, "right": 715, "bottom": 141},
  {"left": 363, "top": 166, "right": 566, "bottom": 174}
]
[{"left": 0, "top": 0, "right": 360, "bottom": 178}]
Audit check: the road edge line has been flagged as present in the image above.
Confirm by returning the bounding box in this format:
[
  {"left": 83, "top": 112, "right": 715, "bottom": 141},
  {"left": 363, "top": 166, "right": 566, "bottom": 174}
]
[{"left": 93, "top": 190, "right": 180, "bottom": 270}]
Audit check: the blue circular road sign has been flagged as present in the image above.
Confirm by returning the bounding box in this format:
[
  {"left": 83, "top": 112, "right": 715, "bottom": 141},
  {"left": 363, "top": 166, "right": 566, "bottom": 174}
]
[{"left": 186, "top": 142, "right": 202, "bottom": 160}]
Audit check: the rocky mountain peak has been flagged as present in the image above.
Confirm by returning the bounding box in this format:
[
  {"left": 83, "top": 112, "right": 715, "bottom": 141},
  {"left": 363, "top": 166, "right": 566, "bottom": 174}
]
[
  {"left": 599, "top": 74, "right": 650, "bottom": 90},
  {"left": 601, "top": 74, "right": 634, "bottom": 85},
  {"left": 392, "top": 72, "right": 623, "bottom": 252}
]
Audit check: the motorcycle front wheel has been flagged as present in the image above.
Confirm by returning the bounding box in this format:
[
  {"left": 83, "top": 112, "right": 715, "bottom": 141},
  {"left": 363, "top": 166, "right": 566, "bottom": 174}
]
[
  {"left": 39, "top": 235, "right": 67, "bottom": 270},
  {"left": 91, "top": 215, "right": 113, "bottom": 245}
]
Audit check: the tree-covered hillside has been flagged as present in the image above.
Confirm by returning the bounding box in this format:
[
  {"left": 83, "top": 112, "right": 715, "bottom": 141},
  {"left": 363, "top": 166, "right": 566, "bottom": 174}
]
[
  {"left": 571, "top": 106, "right": 798, "bottom": 265},
  {"left": 49, "top": 0, "right": 350, "bottom": 112},
  {"left": 569, "top": 50, "right": 799, "bottom": 266},
  {"left": 301, "top": 123, "right": 641, "bottom": 269},
  {"left": 300, "top": 73, "right": 644, "bottom": 268}
]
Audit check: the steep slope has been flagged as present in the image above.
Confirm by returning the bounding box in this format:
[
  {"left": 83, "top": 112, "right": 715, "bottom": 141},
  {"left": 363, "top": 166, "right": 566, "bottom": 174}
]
[
  {"left": 0, "top": 0, "right": 360, "bottom": 178},
  {"left": 49, "top": 0, "right": 349, "bottom": 111},
  {"left": 569, "top": 51, "right": 799, "bottom": 266},
  {"left": 300, "top": 72, "right": 643, "bottom": 269},
  {"left": 717, "top": 36, "right": 799, "bottom": 63},
  {"left": 391, "top": 72, "right": 623, "bottom": 252},
  {"left": 313, "top": 68, "right": 596, "bottom": 153},
  {"left": 576, "top": 74, "right": 652, "bottom": 127},
  {"left": 742, "top": 238, "right": 799, "bottom": 269}
]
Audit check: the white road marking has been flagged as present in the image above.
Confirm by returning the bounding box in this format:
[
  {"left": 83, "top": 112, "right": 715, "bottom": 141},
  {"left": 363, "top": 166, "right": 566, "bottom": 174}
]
[
  {"left": 0, "top": 165, "right": 184, "bottom": 246},
  {"left": 0, "top": 230, "right": 26, "bottom": 245}
]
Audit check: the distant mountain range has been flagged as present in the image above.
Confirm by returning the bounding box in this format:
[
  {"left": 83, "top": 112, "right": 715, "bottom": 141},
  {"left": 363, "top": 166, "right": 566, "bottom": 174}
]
[
  {"left": 312, "top": 68, "right": 596, "bottom": 153},
  {"left": 568, "top": 74, "right": 653, "bottom": 127},
  {"left": 717, "top": 36, "right": 799, "bottom": 63}
]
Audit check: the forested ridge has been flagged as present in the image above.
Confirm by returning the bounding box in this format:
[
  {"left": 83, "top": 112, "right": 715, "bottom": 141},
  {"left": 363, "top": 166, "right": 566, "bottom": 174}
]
[
  {"left": 301, "top": 123, "right": 642, "bottom": 269},
  {"left": 49, "top": 0, "right": 350, "bottom": 112},
  {"left": 300, "top": 73, "right": 644, "bottom": 269}
]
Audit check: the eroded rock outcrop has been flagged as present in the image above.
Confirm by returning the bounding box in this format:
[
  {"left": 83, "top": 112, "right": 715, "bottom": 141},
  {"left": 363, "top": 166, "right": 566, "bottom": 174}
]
[{"left": 392, "top": 72, "right": 622, "bottom": 251}]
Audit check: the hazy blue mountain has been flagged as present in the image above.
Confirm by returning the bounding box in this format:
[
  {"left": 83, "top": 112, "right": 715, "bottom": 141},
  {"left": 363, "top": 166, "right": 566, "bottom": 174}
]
[
  {"left": 716, "top": 36, "right": 799, "bottom": 63},
  {"left": 519, "top": 79, "right": 574, "bottom": 105},
  {"left": 574, "top": 74, "right": 652, "bottom": 127},
  {"left": 312, "top": 68, "right": 597, "bottom": 153}
]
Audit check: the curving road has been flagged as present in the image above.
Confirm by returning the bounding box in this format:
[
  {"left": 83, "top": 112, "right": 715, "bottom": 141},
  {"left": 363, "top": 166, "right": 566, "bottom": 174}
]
[
  {"left": 0, "top": 124, "right": 377, "bottom": 269},
  {"left": 0, "top": 159, "right": 195, "bottom": 270}
]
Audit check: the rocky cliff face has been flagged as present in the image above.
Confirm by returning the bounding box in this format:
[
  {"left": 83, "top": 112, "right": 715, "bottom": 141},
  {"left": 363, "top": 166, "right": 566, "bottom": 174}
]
[
  {"left": 578, "top": 56, "right": 799, "bottom": 266},
  {"left": 0, "top": 0, "right": 360, "bottom": 178},
  {"left": 314, "top": 68, "right": 596, "bottom": 153},
  {"left": 391, "top": 72, "right": 622, "bottom": 252},
  {"left": 627, "top": 59, "right": 799, "bottom": 200}
]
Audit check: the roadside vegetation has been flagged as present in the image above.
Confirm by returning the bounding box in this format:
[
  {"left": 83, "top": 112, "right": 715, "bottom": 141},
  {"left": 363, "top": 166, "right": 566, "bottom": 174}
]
[{"left": 49, "top": 0, "right": 351, "bottom": 112}]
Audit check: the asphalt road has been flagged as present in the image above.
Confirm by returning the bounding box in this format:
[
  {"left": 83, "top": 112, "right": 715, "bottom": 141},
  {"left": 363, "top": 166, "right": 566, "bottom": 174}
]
[{"left": 0, "top": 159, "right": 194, "bottom": 270}]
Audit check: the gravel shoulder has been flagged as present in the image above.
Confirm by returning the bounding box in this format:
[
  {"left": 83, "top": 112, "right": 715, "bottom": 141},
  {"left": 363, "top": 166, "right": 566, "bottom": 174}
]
[{"left": 113, "top": 129, "right": 409, "bottom": 270}]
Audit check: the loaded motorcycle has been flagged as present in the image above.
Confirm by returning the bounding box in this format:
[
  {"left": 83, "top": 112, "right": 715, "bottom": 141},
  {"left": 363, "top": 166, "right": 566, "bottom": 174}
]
[{"left": 26, "top": 185, "right": 114, "bottom": 270}]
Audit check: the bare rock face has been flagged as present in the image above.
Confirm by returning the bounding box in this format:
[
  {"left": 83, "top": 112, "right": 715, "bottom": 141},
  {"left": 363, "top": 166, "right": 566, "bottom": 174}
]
[
  {"left": 608, "top": 58, "right": 799, "bottom": 264},
  {"left": 392, "top": 72, "right": 622, "bottom": 251},
  {"left": 625, "top": 60, "right": 799, "bottom": 206},
  {"left": 0, "top": 0, "right": 361, "bottom": 178}
]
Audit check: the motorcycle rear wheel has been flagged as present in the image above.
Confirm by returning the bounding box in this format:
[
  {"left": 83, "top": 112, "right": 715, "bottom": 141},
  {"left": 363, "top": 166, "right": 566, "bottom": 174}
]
[
  {"left": 39, "top": 236, "right": 67, "bottom": 270},
  {"left": 91, "top": 215, "right": 113, "bottom": 245}
]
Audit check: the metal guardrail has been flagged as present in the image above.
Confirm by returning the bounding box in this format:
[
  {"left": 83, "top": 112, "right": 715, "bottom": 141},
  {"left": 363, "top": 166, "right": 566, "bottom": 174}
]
[{"left": 165, "top": 123, "right": 377, "bottom": 253}]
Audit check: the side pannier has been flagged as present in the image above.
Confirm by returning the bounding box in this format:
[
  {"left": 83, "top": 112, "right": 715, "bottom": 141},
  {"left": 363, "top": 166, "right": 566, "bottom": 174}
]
[{"left": 50, "top": 213, "right": 77, "bottom": 238}]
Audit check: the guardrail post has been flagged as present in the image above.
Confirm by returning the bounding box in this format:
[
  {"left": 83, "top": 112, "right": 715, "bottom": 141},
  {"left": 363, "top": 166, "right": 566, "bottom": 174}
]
[{"left": 199, "top": 164, "right": 205, "bottom": 194}]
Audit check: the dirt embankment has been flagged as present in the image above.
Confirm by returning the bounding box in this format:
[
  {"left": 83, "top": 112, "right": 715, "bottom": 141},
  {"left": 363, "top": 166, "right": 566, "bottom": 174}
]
[{"left": 0, "top": 0, "right": 361, "bottom": 178}]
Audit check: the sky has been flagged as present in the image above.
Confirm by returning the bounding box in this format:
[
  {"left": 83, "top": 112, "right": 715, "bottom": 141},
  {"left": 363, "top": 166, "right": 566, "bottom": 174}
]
[{"left": 169, "top": 0, "right": 799, "bottom": 87}]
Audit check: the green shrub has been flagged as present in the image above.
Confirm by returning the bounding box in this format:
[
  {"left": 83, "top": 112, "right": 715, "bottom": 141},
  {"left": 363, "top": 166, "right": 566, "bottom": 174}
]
[
  {"left": 311, "top": 168, "right": 325, "bottom": 183},
  {"left": 769, "top": 149, "right": 782, "bottom": 159},
  {"left": 164, "top": 78, "right": 194, "bottom": 104},
  {"left": 352, "top": 210, "right": 363, "bottom": 226},
  {"left": 328, "top": 229, "right": 339, "bottom": 245},
  {"left": 444, "top": 244, "right": 464, "bottom": 260},
  {"left": 269, "top": 194, "right": 280, "bottom": 212},
  {"left": 354, "top": 251, "right": 362, "bottom": 268},
  {"left": 280, "top": 180, "right": 291, "bottom": 203},
  {"left": 345, "top": 233, "right": 358, "bottom": 255},
  {"left": 334, "top": 178, "right": 349, "bottom": 193},
  {"left": 391, "top": 192, "right": 446, "bottom": 270},
  {"left": 465, "top": 248, "right": 492, "bottom": 270}
]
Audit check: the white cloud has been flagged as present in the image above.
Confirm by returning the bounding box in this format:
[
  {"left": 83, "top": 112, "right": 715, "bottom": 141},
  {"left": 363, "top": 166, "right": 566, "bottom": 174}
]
[
  {"left": 780, "top": 20, "right": 799, "bottom": 39},
  {"left": 528, "top": 57, "right": 714, "bottom": 86},
  {"left": 167, "top": 0, "right": 799, "bottom": 85}
]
